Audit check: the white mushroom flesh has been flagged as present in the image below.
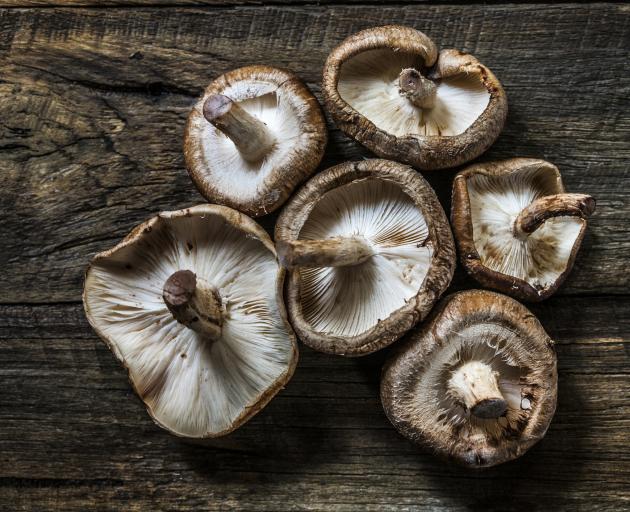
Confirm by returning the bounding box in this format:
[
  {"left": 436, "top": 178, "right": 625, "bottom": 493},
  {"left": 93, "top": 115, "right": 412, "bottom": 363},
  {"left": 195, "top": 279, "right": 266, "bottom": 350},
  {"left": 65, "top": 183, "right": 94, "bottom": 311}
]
[
  {"left": 191, "top": 81, "right": 304, "bottom": 204},
  {"left": 412, "top": 323, "right": 527, "bottom": 440},
  {"left": 338, "top": 49, "right": 490, "bottom": 137},
  {"left": 467, "top": 166, "right": 583, "bottom": 290},
  {"left": 84, "top": 213, "right": 293, "bottom": 437},
  {"left": 298, "top": 179, "right": 433, "bottom": 337}
]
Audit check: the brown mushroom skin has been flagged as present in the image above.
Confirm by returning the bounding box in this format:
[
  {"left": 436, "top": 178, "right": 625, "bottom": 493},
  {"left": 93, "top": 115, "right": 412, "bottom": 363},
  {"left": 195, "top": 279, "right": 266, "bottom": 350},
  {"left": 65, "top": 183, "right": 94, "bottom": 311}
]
[
  {"left": 322, "top": 26, "right": 508, "bottom": 170},
  {"left": 451, "top": 158, "right": 593, "bottom": 302},
  {"left": 184, "top": 66, "right": 327, "bottom": 217},
  {"left": 381, "top": 290, "right": 558, "bottom": 468},
  {"left": 83, "top": 204, "right": 298, "bottom": 438},
  {"left": 275, "top": 159, "right": 456, "bottom": 356}
]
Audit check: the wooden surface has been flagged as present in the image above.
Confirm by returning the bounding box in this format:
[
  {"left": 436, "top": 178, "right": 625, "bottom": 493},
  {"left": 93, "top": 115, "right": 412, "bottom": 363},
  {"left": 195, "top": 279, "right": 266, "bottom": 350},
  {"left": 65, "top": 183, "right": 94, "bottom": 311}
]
[{"left": 1, "top": 3, "right": 628, "bottom": 511}]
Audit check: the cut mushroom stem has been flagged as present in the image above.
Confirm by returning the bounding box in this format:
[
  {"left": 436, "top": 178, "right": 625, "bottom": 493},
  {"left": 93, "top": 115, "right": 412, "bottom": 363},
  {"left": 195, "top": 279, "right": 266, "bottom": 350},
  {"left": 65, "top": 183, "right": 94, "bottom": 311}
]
[
  {"left": 163, "top": 270, "right": 222, "bottom": 340},
  {"left": 203, "top": 94, "right": 277, "bottom": 162},
  {"left": 276, "top": 237, "right": 375, "bottom": 268},
  {"left": 513, "top": 193, "right": 596, "bottom": 238},
  {"left": 398, "top": 68, "right": 437, "bottom": 109},
  {"left": 448, "top": 361, "right": 508, "bottom": 419}
]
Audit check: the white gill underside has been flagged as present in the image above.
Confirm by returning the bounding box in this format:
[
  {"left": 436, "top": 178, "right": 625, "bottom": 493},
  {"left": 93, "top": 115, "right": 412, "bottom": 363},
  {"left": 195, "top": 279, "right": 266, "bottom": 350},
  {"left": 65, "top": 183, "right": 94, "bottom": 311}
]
[
  {"left": 298, "top": 179, "right": 433, "bottom": 337},
  {"left": 338, "top": 49, "right": 490, "bottom": 137},
  {"left": 467, "top": 168, "right": 583, "bottom": 290},
  {"left": 197, "top": 81, "right": 303, "bottom": 204},
  {"left": 411, "top": 323, "right": 526, "bottom": 441},
  {"left": 85, "top": 214, "right": 293, "bottom": 437}
]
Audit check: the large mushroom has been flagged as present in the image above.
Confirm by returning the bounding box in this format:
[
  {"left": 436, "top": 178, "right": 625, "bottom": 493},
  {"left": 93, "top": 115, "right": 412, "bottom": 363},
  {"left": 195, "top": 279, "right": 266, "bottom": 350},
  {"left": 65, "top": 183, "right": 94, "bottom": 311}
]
[
  {"left": 184, "top": 66, "right": 327, "bottom": 217},
  {"left": 381, "top": 290, "right": 557, "bottom": 468},
  {"left": 275, "top": 159, "right": 455, "bottom": 356},
  {"left": 451, "top": 158, "right": 595, "bottom": 301},
  {"left": 83, "top": 204, "right": 298, "bottom": 438},
  {"left": 322, "top": 25, "right": 507, "bottom": 170}
]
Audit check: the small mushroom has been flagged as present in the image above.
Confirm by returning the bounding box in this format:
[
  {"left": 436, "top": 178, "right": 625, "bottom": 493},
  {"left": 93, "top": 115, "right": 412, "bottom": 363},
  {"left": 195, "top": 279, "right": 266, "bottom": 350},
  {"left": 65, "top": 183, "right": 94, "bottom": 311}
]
[
  {"left": 322, "top": 25, "right": 507, "bottom": 170},
  {"left": 184, "top": 66, "right": 327, "bottom": 217},
  {"left": 381, "top": 290, "right": 557, "bottom": 468},
  {"left": 83, "top": 204, "right": 298, "bottom": 438},
  {"left": 275, "top": 159, "right": 456, "bottom": 356},
  {"left": 451, "top": 158, "right": 596, "bottom": 301}
]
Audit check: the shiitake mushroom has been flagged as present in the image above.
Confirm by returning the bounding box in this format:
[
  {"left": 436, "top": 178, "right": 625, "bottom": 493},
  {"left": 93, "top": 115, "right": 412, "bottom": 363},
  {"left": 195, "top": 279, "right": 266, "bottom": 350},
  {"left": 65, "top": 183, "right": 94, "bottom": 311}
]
[
  {"left": 275, "top": 159, "right": 455, "bottom": 356},
  {"left": 381, "top": 290, "right": 557, "bottom": 468},
  {"left": 83, "top": 205, "right": 298, "bottom": 438},
  {"left": 451, "top": 158, "right": 595, "bottom": 301},
  {"left": 184, "top": 66, "right": 327, "bottom": 217},
  {"left": 322, "top": 25, "right": 507, "bottom": 170}
]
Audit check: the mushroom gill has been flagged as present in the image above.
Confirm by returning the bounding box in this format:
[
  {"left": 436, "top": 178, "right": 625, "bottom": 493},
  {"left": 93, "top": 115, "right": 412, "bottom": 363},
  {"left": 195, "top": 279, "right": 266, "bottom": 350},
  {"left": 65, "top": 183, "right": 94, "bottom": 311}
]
[
  {"left": 338, "top": 49, "right": 490, "bottom": 137},
  {"left": 276, "top": 159, "right": 455, "bottom": 356},
  {"left": 413, "top": 323, "right": 527, "bottom": 441},
  {"left": 381, "top": 290, "right": 557, "bottom": 468},
  {"left": 295, "top": 179, "right": 433, "bottom": 337},
  {"left": 466, "top": 164, "right": 585, "bottom": 290},
  {"left": 195, "top": 89, "right": 301, "bottom": 201},
  {"left": 184, "top": 66, "right": 327, "bottom": 217},
  {"left": 84, "top": 205, "right": 296, "bottom": 438}
]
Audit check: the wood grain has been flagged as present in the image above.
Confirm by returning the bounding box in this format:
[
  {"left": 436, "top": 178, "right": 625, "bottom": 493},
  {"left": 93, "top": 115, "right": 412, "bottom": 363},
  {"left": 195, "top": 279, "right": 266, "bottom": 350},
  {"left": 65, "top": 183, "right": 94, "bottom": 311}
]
[
  {"left": 1, "top": 297, "right": 629, "bottom": 511},
  {"left": 0, "top": 4, "right": 629, "bottom": 511},
  {"left": 2, "top": 0, "right": 624, "bottom": 5},
  {"left": 0, "top": 4, "right": 628, "bottom": 302}
]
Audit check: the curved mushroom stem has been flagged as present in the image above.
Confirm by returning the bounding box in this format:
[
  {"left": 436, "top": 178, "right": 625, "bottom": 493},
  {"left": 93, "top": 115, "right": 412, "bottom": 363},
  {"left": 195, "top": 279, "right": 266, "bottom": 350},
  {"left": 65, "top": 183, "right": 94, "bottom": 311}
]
[
  {"left": 203, "top": 94, "right": 277, "bottom": 162},
  {"left": 398, "top": 68, "right": 437, "bottom": 109},
  {"left": 163, "top": 270, "right": 222, "bottom": 340},
  {"left": 448, "top": 361, "right": 508, "bottom": 420},
  {"left": 276, "top": 237, "right": 375, "bottom": 268},
  {"left": 513, "top": 193, "right": 596, "bottom": 239}
]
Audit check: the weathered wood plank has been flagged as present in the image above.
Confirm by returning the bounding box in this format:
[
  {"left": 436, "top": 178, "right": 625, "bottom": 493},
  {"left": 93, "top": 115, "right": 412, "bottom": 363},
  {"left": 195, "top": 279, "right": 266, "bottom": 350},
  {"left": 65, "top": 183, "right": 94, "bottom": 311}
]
[
  {"left": 0, "top": 297, "right": 629, "bottom": 510},
  {"left": 0, "top": 5, "right": 630, "bottom": 302},
  {"left": 2, "top": 0, "right": 624, "bottom": 6},
  {"left": 0, "top": 5, "right": 628, "bottom": 302}
]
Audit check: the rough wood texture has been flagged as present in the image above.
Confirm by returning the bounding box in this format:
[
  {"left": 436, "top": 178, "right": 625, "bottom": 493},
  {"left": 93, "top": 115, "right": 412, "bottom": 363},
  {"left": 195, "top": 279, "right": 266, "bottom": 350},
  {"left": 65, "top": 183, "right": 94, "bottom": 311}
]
[
  {"left": 1, "top": 4, "right": 628, "bottom": 302},
  {"left": 1, "top": 298, "right": 629, "bottom": 510},
  {"left": 0, "top": 3, "right": 628, "bottom": 511}
]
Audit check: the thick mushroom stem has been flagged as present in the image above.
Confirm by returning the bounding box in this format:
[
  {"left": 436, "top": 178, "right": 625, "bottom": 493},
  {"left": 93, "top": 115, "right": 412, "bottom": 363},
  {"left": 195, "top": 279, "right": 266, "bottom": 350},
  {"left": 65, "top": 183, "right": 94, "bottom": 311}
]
[
  {"left": 398, "top": 68, "right": 437, "bottom": 109},
  {"left": 448, "top": 361, "right": 508, "bottom": 419},
  {"left": 203, "top": 94, "right": 277, "bottom": 162},
  {"left": 276, "top": 237, "right": 375, "bottom": 268},
  {"left": 163, "top": 270, "right": 222, "bottom": 340},
  {"left": 513, "top": 193, "right": 596, "bottom": 238}
]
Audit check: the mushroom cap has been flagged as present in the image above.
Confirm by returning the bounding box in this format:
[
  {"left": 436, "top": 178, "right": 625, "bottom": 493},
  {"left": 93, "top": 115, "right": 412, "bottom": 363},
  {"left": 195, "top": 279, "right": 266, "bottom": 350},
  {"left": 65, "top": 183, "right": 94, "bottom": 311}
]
[
  {"left": 451, "top": 158, "right": 590, "bottom": 301},
  {"left": 275, "top": 159, "right": 456, "bottom": 356},
  {"left": 83, "top": 204, "right": 298, "bottom": 438},
  {"left": 322, "top": 25, "right": 507, "bottom": 170},
  {"left": 184, "top": 66, "right": 327, "bottom": 217},
  {"left": 381, "top": 290, "right": 557, "bottom": 468}
]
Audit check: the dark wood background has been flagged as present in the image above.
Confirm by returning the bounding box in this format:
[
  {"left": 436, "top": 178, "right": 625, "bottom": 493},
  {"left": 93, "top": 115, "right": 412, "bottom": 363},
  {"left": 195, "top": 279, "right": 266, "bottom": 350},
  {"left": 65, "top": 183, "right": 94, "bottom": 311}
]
[{"left": 1, "top": 2, "right": 628, "bottom": 510}]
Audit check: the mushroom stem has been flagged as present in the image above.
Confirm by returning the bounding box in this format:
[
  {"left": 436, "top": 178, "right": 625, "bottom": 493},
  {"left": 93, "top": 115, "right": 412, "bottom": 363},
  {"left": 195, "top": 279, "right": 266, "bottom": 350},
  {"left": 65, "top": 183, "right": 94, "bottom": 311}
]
[
  {"left": 448, "top": 361, "right": 508, "bottom": 419},
  {"left": 203, "top": 94, "right": 277, "bottom": 162},
  {"left": 513, "top": 193, "right": 596, "bottom": 238},
  {"left": 163, "top": 270, "right": 222, "bottom": 340},
  {"left": 276, "top": 237, "right": 375, "bottom": 268},
  {"left": 398, "top": 68, "right": 437, "bottom": 109}
]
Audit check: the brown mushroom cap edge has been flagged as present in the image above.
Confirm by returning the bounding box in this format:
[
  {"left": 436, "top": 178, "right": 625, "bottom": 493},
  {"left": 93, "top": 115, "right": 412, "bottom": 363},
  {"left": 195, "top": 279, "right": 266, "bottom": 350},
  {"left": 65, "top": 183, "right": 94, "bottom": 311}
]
[
  {"left": 275, "top": 158, "right": 456, "bottom": 356},
  {"left": 83, "top": 204, "right": 298, "bottom": 438},
  {"left": 322, "top": 25, "right": 508, "bottom": 170},
  {"left": 184, "top": 65, "right": 328, "bottom": 217},
  {"left": 381, "top": 289, "right": 558, "bottom": 468},
  {"left": 451, "top": 158, "right": 594, "bottom": 301}
]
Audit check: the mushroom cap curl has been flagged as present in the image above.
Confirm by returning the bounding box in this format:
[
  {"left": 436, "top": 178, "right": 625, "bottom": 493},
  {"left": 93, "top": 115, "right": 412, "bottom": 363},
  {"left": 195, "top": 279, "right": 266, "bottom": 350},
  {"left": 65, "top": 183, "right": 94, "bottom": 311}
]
[
  {"left": 322, "top": 25, "right": 507, "bottom": 170},
  {"left": 451, "top": 158, "right": 594, "bottom": 301},
  {"left": 185, "top": 66, "right": 327, "bottom": 217},
  {"left": 275, "top": 159, "right": 455, "bottom": 356},
  {"left": 381, "top": 290, "right": 557, "bottom": 468},
  {"left": 83, "top": 204, "right": 297, "bottom": 438}
]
